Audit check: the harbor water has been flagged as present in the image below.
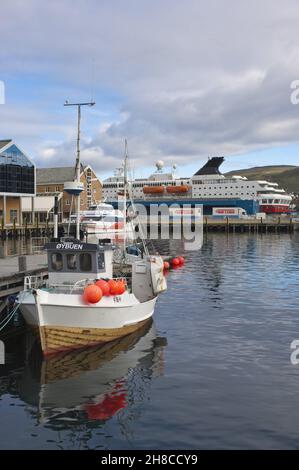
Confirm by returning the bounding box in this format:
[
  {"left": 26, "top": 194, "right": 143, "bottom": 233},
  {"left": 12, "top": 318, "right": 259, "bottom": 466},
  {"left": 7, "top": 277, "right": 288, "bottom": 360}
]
[{"left": 1, "top": 232, "right": 299, "bottom": 449}]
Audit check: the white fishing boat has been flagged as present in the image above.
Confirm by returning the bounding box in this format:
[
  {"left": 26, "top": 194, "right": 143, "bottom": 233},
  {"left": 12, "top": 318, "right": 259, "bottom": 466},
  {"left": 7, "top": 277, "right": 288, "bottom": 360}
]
[{"left": 18, "top": 237, "right": 166, "bottom": 356}]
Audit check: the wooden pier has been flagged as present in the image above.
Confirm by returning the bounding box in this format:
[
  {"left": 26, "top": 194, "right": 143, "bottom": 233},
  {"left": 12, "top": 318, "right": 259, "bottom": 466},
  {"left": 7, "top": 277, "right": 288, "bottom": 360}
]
[
  {"left": 0, "top": 252, "right": 47, "bottom": 300},
  {"left": 0, "top": 221, "right": 54, "bottom": 240},
  {"left": 141, "top": 216, "right": 299, "bottom": 234},
  {"left": 201, "top": 217, "right": 299, "bottom": 233}
]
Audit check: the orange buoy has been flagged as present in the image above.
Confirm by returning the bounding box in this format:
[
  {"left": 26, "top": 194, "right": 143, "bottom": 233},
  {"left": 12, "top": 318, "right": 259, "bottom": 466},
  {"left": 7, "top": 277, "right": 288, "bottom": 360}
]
[
  {"left": 116, "top": 280, "right": 126, "bottom": 295},
  {"left": 108, "top": 279, "right": 118, "bottom": 295},
  {"left": 171, "top": 257, "right": 180, "bottom": 267},
  {"left": 83, "top": 285, "right": 103, "bottom": 303},
  {"left": 178, "top": 256, "right": 185, "bottom": 265},
  {"left": 163, "top": 261, "right": 170, "bottom": 270},
  {"left": 95, "top": 279, "right": 110, "bottom": 296}
]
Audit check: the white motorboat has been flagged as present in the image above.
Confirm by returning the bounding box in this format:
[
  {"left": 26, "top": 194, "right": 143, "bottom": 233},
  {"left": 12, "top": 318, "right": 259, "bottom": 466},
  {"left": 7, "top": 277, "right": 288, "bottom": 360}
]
[
  {"left": 65, "top": 203, "right": 134, "bottom": 239},
  {"left": 81, "top": 211, "right": 136, "bottom": 239},
  {"left": 18, "top": 237, "right": 167, "bottom": 356}
]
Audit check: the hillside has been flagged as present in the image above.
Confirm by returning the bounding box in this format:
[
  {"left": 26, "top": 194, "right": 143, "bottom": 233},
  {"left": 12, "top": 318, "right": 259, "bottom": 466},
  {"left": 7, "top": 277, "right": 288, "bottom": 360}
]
[{"left": 225, "top": 165, "right": 299, "bottom": 194}]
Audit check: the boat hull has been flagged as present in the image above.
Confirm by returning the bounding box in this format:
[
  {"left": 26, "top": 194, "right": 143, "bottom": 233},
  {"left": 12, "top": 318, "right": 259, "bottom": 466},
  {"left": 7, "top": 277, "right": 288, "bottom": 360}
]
[
  {"left": 19, "top": 291, "right": 157, "bottom": 356},
  {"left": 259, "top": 204, "right": 290, "bottom": 214}
]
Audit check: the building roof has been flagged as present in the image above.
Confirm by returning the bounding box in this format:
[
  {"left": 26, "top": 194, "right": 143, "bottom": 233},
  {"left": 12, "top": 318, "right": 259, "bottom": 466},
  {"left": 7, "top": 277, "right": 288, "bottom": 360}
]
[
  {"left": 37, "top": 167, "right": 76, "bottom": 184},
  {"left": 0, "top": 139, "right": 12, "bottom": 150}
]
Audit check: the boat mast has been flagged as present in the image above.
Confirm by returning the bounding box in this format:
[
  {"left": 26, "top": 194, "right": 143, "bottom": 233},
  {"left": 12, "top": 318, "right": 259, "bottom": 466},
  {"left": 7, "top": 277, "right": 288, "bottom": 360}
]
[
  {"left": 64, "top": 100, "right": 95, "bottom": 239},
  {"left": 123, "top": 139, "right": 128, "bottom": 254}
]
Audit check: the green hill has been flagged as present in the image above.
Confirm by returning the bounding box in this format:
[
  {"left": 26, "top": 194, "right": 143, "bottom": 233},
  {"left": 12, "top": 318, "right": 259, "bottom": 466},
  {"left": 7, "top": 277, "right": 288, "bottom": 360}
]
[{"left": 225, "top": 165, "right": 299, "bottom": 194}]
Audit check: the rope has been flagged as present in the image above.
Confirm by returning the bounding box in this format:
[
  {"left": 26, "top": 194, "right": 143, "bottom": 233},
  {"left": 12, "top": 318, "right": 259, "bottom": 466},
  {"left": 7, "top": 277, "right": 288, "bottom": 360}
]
[
  {"left": 0, "top": 303, "right": 20, "bottom": 333},
  {"left": 0, "top": 291, "right": 29, "bottom": 333}
]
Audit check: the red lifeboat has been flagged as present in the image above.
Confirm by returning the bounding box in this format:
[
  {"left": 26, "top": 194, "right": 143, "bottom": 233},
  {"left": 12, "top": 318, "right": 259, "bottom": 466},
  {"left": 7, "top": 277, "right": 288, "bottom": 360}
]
[
  {"left": 143, "top": 186, "right": 165, "bottom": 194},
  {"left": 166, "top": 185, "right": 189, "bottom": 194}
]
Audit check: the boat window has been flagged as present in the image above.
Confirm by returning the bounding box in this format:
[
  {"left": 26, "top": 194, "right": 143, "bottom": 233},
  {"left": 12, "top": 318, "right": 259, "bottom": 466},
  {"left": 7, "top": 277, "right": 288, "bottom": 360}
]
[
  {"left": 98, "top": 252, "right": 105, "bottom": 270},
  {"left": 82, "top": 216, "right": 103, "bottom": 222},
  {"left": 79, "top": 253, "right": 92, "bottom": 272},
  {"left": 51, "top": 253, "right": 63, "bottom": 271},
  {"left": 103, "top": 215, "right": 122, "bottom": 222},
  {"left": 67, "top": 253, "right": 77, "bottom": 270}
]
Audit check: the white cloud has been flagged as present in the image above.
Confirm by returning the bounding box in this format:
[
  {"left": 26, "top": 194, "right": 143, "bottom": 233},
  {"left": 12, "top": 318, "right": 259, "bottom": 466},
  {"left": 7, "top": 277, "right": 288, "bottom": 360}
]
[{"left": 1, "top": 0, "right": 299, "bottom": 175}]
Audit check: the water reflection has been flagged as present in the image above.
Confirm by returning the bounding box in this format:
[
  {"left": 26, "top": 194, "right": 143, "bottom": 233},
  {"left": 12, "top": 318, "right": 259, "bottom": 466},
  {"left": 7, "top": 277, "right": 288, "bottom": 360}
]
[
  {"left": 17, "top": 321, "right": 167, "bottom": 431},
  {"left": 0, "top": 237, "right": 49, "bottom": 258}
]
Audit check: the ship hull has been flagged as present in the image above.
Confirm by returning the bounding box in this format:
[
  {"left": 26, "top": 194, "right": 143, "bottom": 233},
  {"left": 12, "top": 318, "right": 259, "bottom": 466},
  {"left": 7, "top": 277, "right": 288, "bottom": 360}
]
[
  {"left": 109, "top": 198, "right": 260, "bottom": 216},
  {"left": 259, "top": 204, "right": 290, "bottom": 214},
  {"left": 19, "top": 291, "right": 157, "bottom": 356}
]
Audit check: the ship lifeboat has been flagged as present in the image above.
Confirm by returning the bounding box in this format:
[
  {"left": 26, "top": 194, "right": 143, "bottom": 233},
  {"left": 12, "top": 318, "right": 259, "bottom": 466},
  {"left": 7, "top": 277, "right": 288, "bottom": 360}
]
[
  {"left": 166, "top": 185, "right": 190, "bottom": 194},
  {"left": 143, "top": 186, "right": 165, "bottom": 194}
]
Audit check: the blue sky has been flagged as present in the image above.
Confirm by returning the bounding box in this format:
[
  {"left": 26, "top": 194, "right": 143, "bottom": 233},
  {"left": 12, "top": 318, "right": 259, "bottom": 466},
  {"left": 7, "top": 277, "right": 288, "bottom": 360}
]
[{"left": 1, "top": 0, "right": 299, "bottom": 181}]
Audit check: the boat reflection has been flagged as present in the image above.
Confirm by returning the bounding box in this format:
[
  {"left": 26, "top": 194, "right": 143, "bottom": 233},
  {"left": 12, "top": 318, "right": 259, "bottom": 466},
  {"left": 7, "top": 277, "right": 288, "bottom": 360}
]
[{"left": 19, "top": 320, "right": 167, "bottom": 426}]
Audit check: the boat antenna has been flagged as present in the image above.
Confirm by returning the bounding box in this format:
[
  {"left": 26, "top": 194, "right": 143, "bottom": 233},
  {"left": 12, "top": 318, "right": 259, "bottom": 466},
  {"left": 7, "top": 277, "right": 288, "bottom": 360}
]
[
  {"left": 123, "top": 139, "right": 128, "bottom": 256},
  {"left": 64, "top": 100, "right": 95, "bottom": 239}
]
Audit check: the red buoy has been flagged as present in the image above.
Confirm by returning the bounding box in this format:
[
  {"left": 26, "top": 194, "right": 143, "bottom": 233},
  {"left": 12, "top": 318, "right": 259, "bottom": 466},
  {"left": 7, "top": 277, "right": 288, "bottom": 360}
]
[
  {"left": 178, "top": 256, "right": 185, "bottom": 265},
  {"left": 116, "top": 280, "right": 126, "bottom": 295},
  {"left": 171, "top": 257, "right": 180, "bottom": 267},
  {"left": 83, "top": 285, "right": 103, "bottom": 303},
  {"left": 163, "top": 261, "right": 170, "bottom": 270},
  {"left": 95, "top": 279, "right": 110, "bottom": 296},
  {"left": 108, "top": 279, "right": 118, "bottom": 295}
]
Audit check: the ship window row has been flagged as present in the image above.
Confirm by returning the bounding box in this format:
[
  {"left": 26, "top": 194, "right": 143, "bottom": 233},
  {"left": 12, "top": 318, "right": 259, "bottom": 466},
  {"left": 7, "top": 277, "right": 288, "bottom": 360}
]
[
  {"left": 192, "top": 179, "right": 256, "bottom": 186},
  {"left": 103, "top": 183, "right": 124, "bottom": 188},
  {"left": 192, "top": 191, "right": 256, "bottom": 195},
  {"left": 192, "top": 185, "right": 256, "bottom": 190},
  {"left": 261, "top": 199, "right": 286, "bottom": 204},
  {"left": 192, "top": 179, "right": 238, "bottom": 184}
]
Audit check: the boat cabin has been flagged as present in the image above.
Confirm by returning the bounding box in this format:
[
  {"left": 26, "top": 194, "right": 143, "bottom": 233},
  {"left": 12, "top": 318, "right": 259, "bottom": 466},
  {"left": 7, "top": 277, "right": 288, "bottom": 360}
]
[{"left": 44, "top": 238, "right": 114, "bottom": 284}]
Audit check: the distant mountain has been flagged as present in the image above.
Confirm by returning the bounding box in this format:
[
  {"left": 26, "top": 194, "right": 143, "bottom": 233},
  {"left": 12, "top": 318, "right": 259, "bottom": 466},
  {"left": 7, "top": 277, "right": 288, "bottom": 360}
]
[{"left": 225, "top": 165, "right": 299, "bottom": 194}]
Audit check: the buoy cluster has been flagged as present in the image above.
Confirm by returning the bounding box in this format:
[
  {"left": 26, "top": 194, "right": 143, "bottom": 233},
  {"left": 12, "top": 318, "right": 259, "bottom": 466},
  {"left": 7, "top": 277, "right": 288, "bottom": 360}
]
[
  {"left": 163, "top": 256, "right": 185, "bottom": 271},
  {"left": 83, "top": 278, "right": 126, "bottom": 304}
]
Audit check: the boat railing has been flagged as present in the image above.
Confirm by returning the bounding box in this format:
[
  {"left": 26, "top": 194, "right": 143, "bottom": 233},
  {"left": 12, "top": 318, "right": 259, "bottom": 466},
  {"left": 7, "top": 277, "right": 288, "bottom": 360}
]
[
  {"left": 47, "top": 279, "right": 89, "bottom": 294},
  {"left": 49, "top": 277, "right": 128, "bottom": 293},
  {"left": 24, "top": 274, "right": 45, "bottom": 290}
]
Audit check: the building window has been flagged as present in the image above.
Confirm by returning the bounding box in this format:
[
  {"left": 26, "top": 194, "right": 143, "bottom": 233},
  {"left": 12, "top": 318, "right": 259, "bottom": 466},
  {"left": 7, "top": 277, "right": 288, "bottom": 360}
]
[
  {"left": 45, "top": 186, "right": 50, "bottom": 192},
  {"left": 0, "top": 144, "right": 35, "bottom": 195},
  {"left": 55, "top": 186, "right": 60, "bottom": 192},
  {"left": 22, "top": 212, "right": 32, "bottom": 224},
  {"left": 10, "top": 209, "right": 18, "bottom": 224},
  {"left": 65, "top": 199, "right": 71, "bottom": 205},
  {"left": 39, "top": 212, "right": 47, "bottom": 223}
]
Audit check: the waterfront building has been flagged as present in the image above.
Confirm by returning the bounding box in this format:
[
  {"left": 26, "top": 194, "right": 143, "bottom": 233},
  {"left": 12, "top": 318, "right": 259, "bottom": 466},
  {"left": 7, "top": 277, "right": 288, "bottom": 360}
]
[
  {"left": 21, "top": 164, "right": 102, "bottom": 223},
  {"left": 0, "top": 139, "right": 35, "bottom": 225}
]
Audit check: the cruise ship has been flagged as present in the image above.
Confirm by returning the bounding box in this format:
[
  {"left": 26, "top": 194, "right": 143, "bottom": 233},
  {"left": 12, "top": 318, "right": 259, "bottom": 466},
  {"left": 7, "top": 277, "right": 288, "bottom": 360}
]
[{"left": 103, "top": 157, "right": 292, "bottom": 215}]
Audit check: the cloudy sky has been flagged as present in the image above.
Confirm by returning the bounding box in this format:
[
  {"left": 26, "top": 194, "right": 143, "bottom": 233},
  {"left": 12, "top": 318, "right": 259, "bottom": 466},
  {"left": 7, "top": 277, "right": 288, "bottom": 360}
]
[{"left": 1, "top": 0, "right": 299, "bottom": 179}]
